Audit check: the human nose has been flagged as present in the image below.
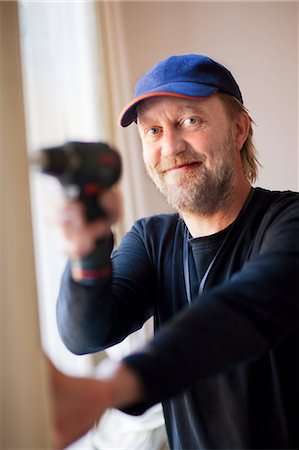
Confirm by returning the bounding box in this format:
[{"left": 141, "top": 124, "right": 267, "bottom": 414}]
[{"left": 161, "top": 128, "right": 186, "bottom": 157}]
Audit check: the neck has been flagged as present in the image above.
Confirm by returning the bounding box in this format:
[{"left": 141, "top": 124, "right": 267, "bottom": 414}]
[{"left": 181, "top": 181, "right": 252, "bottom": 238}]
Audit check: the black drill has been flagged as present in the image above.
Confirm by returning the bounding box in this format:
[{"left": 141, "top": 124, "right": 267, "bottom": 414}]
[{"left": 30, "top": 141, "right": 122, "bottom": 284}]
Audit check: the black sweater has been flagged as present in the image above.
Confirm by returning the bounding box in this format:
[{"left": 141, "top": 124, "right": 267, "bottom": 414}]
[{"left": 57, "top": 188, "right": 299, "bottom": 449}]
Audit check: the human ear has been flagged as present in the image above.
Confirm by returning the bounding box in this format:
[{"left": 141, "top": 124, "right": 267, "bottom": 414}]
[{"left": 233, "top": 112, "right": 250, "bottom": 152}]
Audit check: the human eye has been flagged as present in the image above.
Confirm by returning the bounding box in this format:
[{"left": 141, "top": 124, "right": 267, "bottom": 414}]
[
  {"left": 145, "top": 127, "right": 161, "bottom": 137},
  {"left": 182, "top": 116, "right": 199, "bottom": 127}
]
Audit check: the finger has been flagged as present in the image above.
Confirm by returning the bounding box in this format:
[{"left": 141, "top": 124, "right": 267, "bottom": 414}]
[
  {"left": 57, "top": 201, "right": 86, "bottom": 228},
  {"left": 61, "top": 239, "right": 95, "bottom": 259},
  {"left": 99, "top": 190, "right": 123, "bottom": 224},
  {"left": 60, "top": 220, "right": 111, "bottom": 258},
  {"left": 47, "top": 201, "right": 86, "bottom": 240}
]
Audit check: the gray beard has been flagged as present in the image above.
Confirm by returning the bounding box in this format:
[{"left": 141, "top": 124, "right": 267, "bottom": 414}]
[{"left": 145, "top": 134, "right": 235, "bottom": 216}]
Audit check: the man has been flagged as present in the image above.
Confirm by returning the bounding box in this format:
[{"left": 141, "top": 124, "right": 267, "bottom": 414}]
[{"left": 53, "top": 54, "right": 298, "bottom": 449}]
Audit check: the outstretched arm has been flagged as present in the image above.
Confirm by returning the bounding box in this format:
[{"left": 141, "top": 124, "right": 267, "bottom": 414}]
[{"left": 49, "top": 359, "right": 145, "bottom": 450}]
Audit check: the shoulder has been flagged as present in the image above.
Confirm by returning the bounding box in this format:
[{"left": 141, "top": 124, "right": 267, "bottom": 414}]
[
  {"left": 250, "top": 188, "right": 299, "bottom": 252},
  {"left": 253, "top": 187, "right": 299, "bottom": 204},
  {"left": 125, "top": 213, "right": 184, "bottom": 253},
  {"left": 252, "top": 187, "right": 299, "bottom": 220},
  {"left": 116, "top": 213, "right": 183, "bottom": 264},
  {"left": 133, "top": 213, "right": 182, "bottom": 236}
]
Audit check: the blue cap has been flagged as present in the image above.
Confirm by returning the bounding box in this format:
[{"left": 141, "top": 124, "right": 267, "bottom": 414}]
[{"left": 119, "top": 54, "right": 243, "bottom": 127}]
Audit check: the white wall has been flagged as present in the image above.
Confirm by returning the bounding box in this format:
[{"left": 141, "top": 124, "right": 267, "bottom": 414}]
[{"left": 120, "top": 1, "right": 298, "bottom": 214}]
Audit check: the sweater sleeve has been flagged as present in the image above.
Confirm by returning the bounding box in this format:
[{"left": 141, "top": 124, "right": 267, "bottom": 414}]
[
  {"left": 122, "top": 194, "right": 299, "bottom": 411},
  {"left": 56, "top": 224, "right": 155, "bottom": 354}
]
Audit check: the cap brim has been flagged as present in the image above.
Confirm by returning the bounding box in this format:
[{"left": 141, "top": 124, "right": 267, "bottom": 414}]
[{"left": 118, "top": 84, "right": 218, "bottom": 127}]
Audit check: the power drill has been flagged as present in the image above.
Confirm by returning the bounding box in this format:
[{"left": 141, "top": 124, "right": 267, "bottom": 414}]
[{"left": 30, "top": 141, "right": 122, "bottom": 285}]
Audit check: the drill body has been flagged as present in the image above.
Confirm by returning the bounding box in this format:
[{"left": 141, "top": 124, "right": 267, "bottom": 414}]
[
  {"left": 33, "top": 141, "right": 121, "bottom": 220},
  {"left": 31, "top": 141, "right": 122, "bottom": 284}
]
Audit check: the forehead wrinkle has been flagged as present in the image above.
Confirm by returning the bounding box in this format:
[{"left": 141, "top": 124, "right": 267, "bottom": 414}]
[{"left": 137, "top": 98, "right": 209, "bottom": 127}]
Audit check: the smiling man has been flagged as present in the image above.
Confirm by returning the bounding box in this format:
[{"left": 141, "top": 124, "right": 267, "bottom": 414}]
[
  {"left": 54, "top": 54, "right": 298, "bottom": 450},
  {"left": 137, "top": 94, "right": 251, "bottom": 234}
]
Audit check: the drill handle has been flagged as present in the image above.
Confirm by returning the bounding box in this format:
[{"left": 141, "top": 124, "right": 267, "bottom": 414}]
[
  {"left": 72, "top": 234, "right": 114, "bottom": 286},
  {"left": 81, "top": 191, "right": 106, "bottom": 221},
  {"left": 73, "top": 188, "right": 112, "bottom": 285}
]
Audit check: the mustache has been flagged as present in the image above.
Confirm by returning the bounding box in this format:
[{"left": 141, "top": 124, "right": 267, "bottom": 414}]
[{"left": 156, "top": 155, "right": 205, "bottom": 172}]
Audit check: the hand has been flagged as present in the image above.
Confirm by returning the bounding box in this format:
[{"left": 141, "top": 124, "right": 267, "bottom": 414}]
[
  {"left": 53, "top": 190, "right": 122, "bottom": 259},
  {"left": 49, "top": 361, "right": 111, "bottom": 449},
  {"left": 48, "top": 359, "right": 145, "bottom": 449}
]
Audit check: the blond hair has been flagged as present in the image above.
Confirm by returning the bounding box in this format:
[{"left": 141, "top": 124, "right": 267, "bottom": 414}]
[{"left": 218, "top": 93, "right": 260, "bottom": 183}]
